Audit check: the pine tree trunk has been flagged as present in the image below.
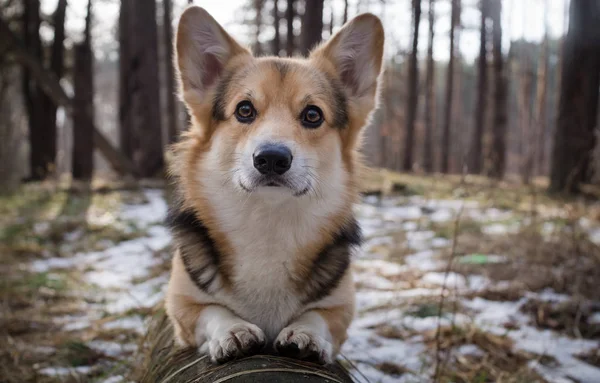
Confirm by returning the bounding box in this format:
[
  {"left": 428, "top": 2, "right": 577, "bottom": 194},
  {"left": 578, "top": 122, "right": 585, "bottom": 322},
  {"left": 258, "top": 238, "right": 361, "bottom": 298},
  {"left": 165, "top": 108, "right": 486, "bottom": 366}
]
[
  {"left": 487, "top": 0, "right": 507, "bottom": 179},
  {"left": 519, "top": 59, "right": 535, "bottom": 184},
  {"left": 534, "top": 0, "right": 549, "bottom": 177},
  {"left": 300, "top": 0, "right": 324, "bottom": 56},
  {"left": 468, "top": 0, "right": 488, "bottom": 174},
  {"left": 119, "top": 0, "right": 164, "bottom": 178},
  {"left": 254, "top": 0, "right": 265, "bottom": 55},
  {"left": 402, "top": 0, "right": 421, "bottom": 172},
  {"left": 441, "top": 0, "right": 459, "bottom": 174},
  {"left": 272, "top": 0, "right": 281, "bottom": 55},
  {"left": 72, "top": 1, "right": 94, "bottom": 180},
  {"left": 549, "top": 0, "right": 600, "bottom": 193},
  {"left": 164, "top": 0, "right": 178, "bottom": 144},
  {"left": 22, "top": 0, "right": 46, "bottom": 180},
  {"left": 422, "top": 0, "right": 435, "bottom": 173},
  {"left": 286, "top": 0, "right": 296, "bottom": 56}
]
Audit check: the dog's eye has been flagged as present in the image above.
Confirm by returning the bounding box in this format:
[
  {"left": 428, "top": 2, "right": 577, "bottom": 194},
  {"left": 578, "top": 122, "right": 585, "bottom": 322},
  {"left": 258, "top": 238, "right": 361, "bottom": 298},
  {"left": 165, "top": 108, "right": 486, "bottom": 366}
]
[
  {"left": 235, "top": 101, "right": 256, "bottom": 123},
  {"left": 300, "top": 105, "right": 324, "bottom": 128}
]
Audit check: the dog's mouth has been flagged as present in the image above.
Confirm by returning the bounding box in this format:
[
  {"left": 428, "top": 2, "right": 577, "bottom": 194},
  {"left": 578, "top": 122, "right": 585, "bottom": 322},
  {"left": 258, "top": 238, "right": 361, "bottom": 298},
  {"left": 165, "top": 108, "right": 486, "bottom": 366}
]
[{"left": 239, "top": 175, "right": 310, "bottom": 197}]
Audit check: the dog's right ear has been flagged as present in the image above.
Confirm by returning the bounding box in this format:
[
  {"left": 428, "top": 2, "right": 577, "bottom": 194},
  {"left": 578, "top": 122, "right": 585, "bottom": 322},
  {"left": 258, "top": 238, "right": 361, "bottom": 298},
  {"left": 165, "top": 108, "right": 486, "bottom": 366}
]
[{"left": 175, "top": 6, "right": 250, "bottom": 107}]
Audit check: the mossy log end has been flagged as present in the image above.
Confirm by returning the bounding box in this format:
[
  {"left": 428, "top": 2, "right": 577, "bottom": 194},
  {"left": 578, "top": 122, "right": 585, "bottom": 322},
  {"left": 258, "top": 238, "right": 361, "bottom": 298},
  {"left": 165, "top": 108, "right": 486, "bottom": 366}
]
[{"left": 132, "top": 312, "right": 353, "bottom": 383}]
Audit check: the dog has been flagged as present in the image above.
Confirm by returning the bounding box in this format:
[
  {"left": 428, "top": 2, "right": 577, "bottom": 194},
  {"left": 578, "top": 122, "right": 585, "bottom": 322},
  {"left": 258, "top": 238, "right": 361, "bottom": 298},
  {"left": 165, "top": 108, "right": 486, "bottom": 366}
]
[{"left": 165, "top": 5, "right": 384, "bottom": 365}]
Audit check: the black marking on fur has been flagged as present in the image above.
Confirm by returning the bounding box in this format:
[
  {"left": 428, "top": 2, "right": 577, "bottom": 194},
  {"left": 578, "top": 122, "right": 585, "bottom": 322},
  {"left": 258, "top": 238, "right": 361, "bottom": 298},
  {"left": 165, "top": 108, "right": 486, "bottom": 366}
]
[
  {"left": 166, "top": 206, "right": 223, "bottom": 293},
  {"left": 212, "top": 69, "right": 237, "bottom": 121},
  {"left": 302, "top": 218, "right": 362, "bottom": 304},
  {"left": 324, "top": 73, "right": 349, "bottom": 128}
]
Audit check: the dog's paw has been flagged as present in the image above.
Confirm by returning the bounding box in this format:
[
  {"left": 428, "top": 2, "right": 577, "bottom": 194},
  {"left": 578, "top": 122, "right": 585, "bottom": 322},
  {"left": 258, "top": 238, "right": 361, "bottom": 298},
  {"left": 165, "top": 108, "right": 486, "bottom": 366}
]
[
  {"left": 274, "top": 325, "right": 333, "bottom": 364},
  {"left": 207, "top": 323, "right": 266, "bottom": 363}
]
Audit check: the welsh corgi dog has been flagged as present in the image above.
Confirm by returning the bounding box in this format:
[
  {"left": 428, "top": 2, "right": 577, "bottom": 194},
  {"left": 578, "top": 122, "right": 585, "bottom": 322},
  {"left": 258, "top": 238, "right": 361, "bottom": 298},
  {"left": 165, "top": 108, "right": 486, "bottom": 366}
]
[{"left": 165, "top": 6, "right": 384, "bottom": 364}]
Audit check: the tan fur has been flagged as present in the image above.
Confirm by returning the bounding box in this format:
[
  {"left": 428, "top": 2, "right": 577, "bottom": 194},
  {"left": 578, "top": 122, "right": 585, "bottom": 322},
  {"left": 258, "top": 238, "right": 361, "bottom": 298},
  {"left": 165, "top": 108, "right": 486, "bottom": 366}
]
[{"left": 165, "top": 5, "right": 384, "bottom": 364}]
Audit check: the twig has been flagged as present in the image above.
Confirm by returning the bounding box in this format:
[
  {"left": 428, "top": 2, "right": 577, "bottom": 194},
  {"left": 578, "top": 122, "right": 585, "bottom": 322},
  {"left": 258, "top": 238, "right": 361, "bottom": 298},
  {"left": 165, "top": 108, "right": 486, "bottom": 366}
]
[{"left": 432, "top": 202, "right": 464, "bottom": 382}]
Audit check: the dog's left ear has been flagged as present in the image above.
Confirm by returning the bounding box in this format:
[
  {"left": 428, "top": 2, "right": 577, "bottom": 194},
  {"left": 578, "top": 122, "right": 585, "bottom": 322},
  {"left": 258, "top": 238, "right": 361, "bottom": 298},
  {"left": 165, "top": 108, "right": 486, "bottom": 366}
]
[{"left": 310, "top": 13, "right": 384, "bottom": 104}]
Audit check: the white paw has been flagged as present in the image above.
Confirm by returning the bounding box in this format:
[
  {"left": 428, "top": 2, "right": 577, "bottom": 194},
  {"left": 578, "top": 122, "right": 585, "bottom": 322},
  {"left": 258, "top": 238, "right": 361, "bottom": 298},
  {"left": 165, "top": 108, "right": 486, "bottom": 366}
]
[
  {"left": 207, "top": 322, "right": 266, "bottom": 363},
  {"left": 274, "top": 325, "right": 333, "bottom": 364}
]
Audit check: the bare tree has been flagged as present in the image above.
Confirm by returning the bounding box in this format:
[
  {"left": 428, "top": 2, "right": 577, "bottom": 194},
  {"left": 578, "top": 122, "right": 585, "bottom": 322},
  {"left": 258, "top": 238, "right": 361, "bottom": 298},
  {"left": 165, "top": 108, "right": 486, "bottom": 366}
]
[
  {"left": 402, "top": 0, "right": 422, "bottom": 171},
  {"left": 422, "top": 0, "right": 435, "bottom": 173},
  {"left": 22, "top": 0, "right": 44, "bottom": 180},
  {"left": 441, "top": 0, "right": 460, "bottom": 173},
  {"left": 272, "top": 0, "right": 281, "bottom": 55},
  {"left": 119, "top": 0, "right": 164, "bottom": 177},
  {"left": 285, "top": 0, "right": 296, "bottom": 55},
  {"left": 549, "top": 0, "right": 600, "bottom": 193},
  {"left": 300, "top": 0, "right": 324, "bottom": 56},
  {"left": 72, "top": 0, "right": 94, "bottom": 180},
  {"left": 486, "top": 0, "right": 507, "bottom": 179},
  {"left": 534, "top": 0, "right": 549, "bottom": 176},
  {"left": 164, "top": 0, "right": 178, "bottom": 144},
  {"left": 253, "top": 0, "right": 265, "bottom": 55},
  {"left": 468, "top": 0, "right": 489, "bottom": 174}
]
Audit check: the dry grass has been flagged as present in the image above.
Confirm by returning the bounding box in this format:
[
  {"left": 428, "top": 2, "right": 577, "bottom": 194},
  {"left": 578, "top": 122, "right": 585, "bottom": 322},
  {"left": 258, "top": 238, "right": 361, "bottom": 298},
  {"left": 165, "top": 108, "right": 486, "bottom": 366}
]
[{"left": 424, "top": 325, "right": 544, "bottom": 383}]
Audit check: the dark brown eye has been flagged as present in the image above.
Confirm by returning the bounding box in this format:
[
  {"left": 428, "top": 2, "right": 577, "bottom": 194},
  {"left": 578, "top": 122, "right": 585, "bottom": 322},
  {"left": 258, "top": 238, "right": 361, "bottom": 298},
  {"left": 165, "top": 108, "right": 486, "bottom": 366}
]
[
  {"left": 301, "top": 105, "right": 324, "bottom": 128},
  {"left": 235, "top": 101, "right": 256, "bottom": 123}
]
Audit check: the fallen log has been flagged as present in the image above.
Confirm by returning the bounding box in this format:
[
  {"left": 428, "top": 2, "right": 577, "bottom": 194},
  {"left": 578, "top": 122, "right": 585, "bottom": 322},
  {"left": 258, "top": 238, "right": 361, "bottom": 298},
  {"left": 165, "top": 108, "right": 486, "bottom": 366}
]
[{"left": 132, "top": 312, "right": 353, "bottom": 383}]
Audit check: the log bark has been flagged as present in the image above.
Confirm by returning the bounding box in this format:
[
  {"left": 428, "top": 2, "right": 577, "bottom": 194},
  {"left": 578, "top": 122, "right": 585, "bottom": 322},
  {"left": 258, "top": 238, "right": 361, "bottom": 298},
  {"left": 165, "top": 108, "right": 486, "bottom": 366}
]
[
  {"left": 0, "top": 16, "right": 137, "bottom": 176},
  {"left": 132, "top": 313, "right": 353, "bottom": 383}
]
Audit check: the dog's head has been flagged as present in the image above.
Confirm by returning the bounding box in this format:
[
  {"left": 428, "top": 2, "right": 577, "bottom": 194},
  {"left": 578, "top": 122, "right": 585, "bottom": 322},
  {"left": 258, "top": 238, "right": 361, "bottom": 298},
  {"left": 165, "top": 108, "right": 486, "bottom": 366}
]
[{"left": 173, "top": 6, "right": 384, "bottom": 205}]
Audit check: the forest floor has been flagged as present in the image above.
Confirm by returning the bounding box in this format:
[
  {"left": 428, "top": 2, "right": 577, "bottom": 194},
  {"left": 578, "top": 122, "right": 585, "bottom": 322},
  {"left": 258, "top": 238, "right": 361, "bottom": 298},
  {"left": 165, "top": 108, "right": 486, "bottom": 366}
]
[{"left": 2, "top": 172, "right": 600, "bottom": 383}]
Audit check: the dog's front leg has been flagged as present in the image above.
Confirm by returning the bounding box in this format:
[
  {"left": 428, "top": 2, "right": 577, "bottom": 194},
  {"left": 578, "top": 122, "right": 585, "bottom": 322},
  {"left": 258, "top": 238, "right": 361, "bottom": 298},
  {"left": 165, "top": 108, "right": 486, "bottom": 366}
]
[
  {"left": 274, "top": 305, "right": 353, "bottom": 365},
  {"left": 197, "top": 305, "right": 266, "bottom": 363},
  {"left": 168, "top": 295, "right": 266, "bottom": 363}
]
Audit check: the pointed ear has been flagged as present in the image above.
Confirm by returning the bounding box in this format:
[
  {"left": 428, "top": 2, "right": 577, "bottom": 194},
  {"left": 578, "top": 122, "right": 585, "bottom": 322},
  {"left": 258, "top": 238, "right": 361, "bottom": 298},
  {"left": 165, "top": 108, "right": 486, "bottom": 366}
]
[
  {"left": 175, "top": 6, "right": 251, "bottom": 106},
  {"left": 310, "top": 13, "right": 384, "bottom": 101}
]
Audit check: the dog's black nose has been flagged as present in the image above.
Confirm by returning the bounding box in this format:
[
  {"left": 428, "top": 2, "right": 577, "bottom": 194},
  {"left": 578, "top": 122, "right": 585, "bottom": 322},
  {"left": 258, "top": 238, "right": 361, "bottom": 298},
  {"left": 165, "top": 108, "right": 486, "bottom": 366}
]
[{"left": 253, "top": 144, "right": 293, "bottom": 175}]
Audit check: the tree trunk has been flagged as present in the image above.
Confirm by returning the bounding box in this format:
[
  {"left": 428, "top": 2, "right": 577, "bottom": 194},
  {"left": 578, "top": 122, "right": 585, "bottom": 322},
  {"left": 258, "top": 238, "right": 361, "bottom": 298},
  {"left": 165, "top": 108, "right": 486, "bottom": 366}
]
[
  {"left": 254, "top": 0, "right": 265, "bottom": 55},
  {"left": 286, "top": 0, "right": 296, "bottom": 56},
  {"left": 119, "top": 0, "right": 133, "bottom": 160},
  {"left": 549, "top": 0, "right": 600, "bottom": 193},
  {"left": 441, "top": 0, "right": 459, "bottom": 174},
  {"left": 519, "top": 58, "right": 535, "bottom": 184},
  {"left": 422, "top": 0, "right": 435, "bottom": 173},
  {"left": 468, "top": 0, "right": 488, "bottom": 174},
  {"left": 164, "top": 0, "right": 178, "bottom": 144},
  {"left": 22, "top": 0, "right": 46, "bottom": 180},
  {"left": 486, "top": 0, "right": 507, "bottom": 179},
  {"left": 342, "top": 0, "right": 348, "bottom": 24},
  {"left": 402, "top": 0, "right": 422, "bottom": 172},
  {"left": 72, "top": 0, "right": 94, "bottom": 180},
  {"left": 300, "top": 0, "right": 324, "bottom": 56},
  {"left": 119, "top": 0, "right": 164, "bottom": 178},
  {"left": 272, "top": 0, "right": 281, "bottom": 55},
  {"left": 534, "top": 0, "right": 549, "bottom": 177}
]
